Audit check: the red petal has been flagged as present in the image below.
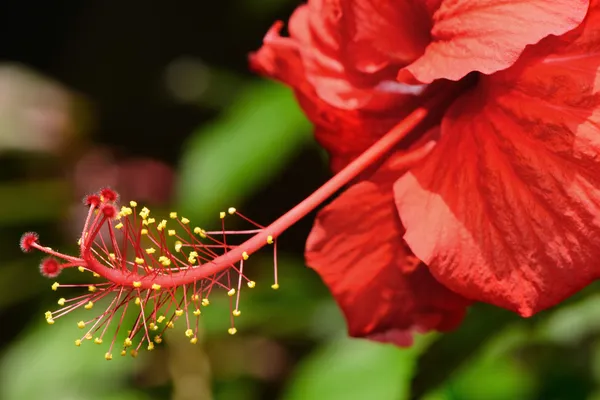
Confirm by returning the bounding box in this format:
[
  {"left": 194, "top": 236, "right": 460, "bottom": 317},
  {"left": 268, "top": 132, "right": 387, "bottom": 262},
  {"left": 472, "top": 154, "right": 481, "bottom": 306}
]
[
  {"left": 250, "top": 15, "right": 423, "bottom": 172},
  {"left": 400, "top": 0, "right": 589, "bottom": 83},
  {"left": 306, "top": 152, "right": 471, "bottom": 345},
  {"left": 395, "top": 4, "right": 600, "bottom": 316}
]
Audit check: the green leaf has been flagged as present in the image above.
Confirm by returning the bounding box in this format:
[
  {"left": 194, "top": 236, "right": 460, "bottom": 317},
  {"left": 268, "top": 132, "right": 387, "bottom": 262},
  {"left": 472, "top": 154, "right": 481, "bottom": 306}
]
[
  {"left": 176, "top": 80, "right": 311, "bottom": 223},
  {"left": 0, "top": 311, "right": 144, "bottom": 400},
  {"left": 283, "top": 335, "right": 431, "bottom": 400},
  {"left": 0, "top": 180, "right": 68, "bottom": 224},
  {"left": 410, "top": 303, "right": 521, "bottom": 399},
  {"left": 422, "top": 326, "right": 537, "bottom": 400}
]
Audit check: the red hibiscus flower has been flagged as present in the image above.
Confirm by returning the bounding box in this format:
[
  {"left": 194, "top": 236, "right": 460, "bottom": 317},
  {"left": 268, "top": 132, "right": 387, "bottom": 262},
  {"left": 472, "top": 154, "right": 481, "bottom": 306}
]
[{"left": 251, "top": 0, "right": 599, "bottom": 346}]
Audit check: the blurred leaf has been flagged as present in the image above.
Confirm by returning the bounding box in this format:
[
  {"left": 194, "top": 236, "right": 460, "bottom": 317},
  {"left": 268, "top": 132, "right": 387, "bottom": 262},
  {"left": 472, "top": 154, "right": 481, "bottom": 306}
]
[
  {"left": 410, "top": 303, "right": 521, "bottom": 399},
  {"left": 0, "top": 310, "right": 145, "bottom": 400},
  {"left": 422, "top": 327, "right": 537, "bottom": 400},
  {"left": 0, "top": 180, "right": 68, "bottom": 224},
  {"left": 0, "top": 260, "right": 44, "bottom": 307},
  {"left": 283, "top": 336, "right": 431, "bottom": 400},
  {"left": 177, "top": 80, "right": 311, "bottom": 224},
  {"left": 536, "top": 294, "right": 600, "bottom": 344}
]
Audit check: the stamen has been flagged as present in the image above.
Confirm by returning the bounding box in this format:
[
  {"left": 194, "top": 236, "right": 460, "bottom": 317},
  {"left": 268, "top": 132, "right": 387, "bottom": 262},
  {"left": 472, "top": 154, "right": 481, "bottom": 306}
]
[
  {"left": 21, "top": 95, "right": 447, "bottom": 358},
  {"left": 22, "top": 189, "right": 276, "bottom": 358}
]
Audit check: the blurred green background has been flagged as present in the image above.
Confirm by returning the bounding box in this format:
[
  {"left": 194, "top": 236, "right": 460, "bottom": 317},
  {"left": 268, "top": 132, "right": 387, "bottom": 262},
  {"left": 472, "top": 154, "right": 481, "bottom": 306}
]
[{"left": 1, "top": 1, "right": 600, "bottom": 399}]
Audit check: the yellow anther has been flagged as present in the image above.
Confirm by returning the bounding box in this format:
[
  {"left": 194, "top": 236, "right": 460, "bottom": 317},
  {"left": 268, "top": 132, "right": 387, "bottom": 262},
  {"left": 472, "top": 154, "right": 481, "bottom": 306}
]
[
  {"left": 46, "top": 317, "right": 55, "bottom": 325},
  {"left": 149, "top": 322, "right": 157, "bottom": 331},
  {"left": 157, "top": 220, "right": 167, "bottom": 231},
  {"left": 120, "top": 206, "right": 132, "bottom": 215},
  {"left": 142, "top": 219, "right": 149, "bottom": 226},
  {"left": 227, "top": 288, "right": 236, "bottom": 297},
  {"left": 247, "top": 281, "right": 256, "bottom": 288},
  {"left": 88, "top": 285, "right": 97, "bottom": 292},
  {"left": 120, "top": 350, "right": 127, "bottom": 356},
  {"left": 94, "top": 337, "right": 103, "bottom": 345},
  {"left": 167, "top": 229, "right": 176, "bottom": 236},
  {"left": 167, "top": 321, "right": 175, "bottom": 329},
  {"left": 267, "top": 235, "right": 274, "bottom": 244},
  {"left": 45, "top": 311, "right": 52, "bottom": 318},
  {"left": 175, "top": 309, "right": 184, "bottom": 317},
  {"left": 190, "top": 337, "right": 198, "bottom": 344},
  {"left": 242, "top": 251, "right": 249, "bottom": 261},
  {"left": 58, "top": 298, "right": 65, "bottom": 306},
  {"left": 202, "top": 298, "right": 210, "bottom": 306},
  {"left": 271, "top": 283, "right": 280, "bottom": 290},
  {"left": 193, "top": 227, "right": 207, "bottom": 238},
  {"left": 191, "top": 294, "right": 199, "bottom": 301},
  {"left": 188, "top": 255, "right": 197, "bottom": 264},
  {"left": 130, "top": 350, "right": 138, "bottom": 358},
  {"left": 140, "top": 207, "right": 150, "bottom": 219},
  {"left": 135, "top": 297, "right": 141, "bottom": 306},
  {"left": 85, "top": 333, "right": 92, "bottom": 340},
  {"left": 52, "top": 282, "right": 59, "bottom": 291},
  {"left": 146, "top": 247, "right": 156, "bottom": 254},
  {"left": 84, "top": 301, "right": 94, "bottom": 310},
  {"left": 115, "top": 222, "right": 124, "bottom": 230},
  {"left": 93, "top": 272, "right": 100, "bottom": 278},
  {"left": 169, "top": 212, "right": 178, "bottom": 219},
  {"left": 157, "top": 315, "right": 166, "bottom": 323},
  {"left": 228, "top": 207, "right": 236, "bottom": 215},
  {"left": 148, "top": 217, "right": 155, "bottom": 224},
  {"left": 228, "top": 328, "right": 237, "bottom": 335},
  {"left": 159, "top": 256, "right": 171, "bottom": 266},
  {"left": 140, "top": 228, "right": 148, "bottom": 235},
  {"left": 109, "top": 253, "right": 116, "bottom": 260},
  {"left": 151, "top": 283, "right": 161, "bottom": 291},
  {"left": 129, "top": 200, "right": 137, "bottom": 207},
  {"left": 185, "top": 329, "right": 193, "bottom": 338},
  {"left": 135, "top": 258, "right": 144, "bottom": 265},
  {"left": 77, "top": 321, "right": 85, "bottom": 329},
  {"left": 77, "top": 238, "right": 82, "bottom": 245},
  {"left": 154, "top": 335, "right": 163, "bottom": 344},
  {"left": 124, "top": 338, "right": 132, "bottom": 347},
  {"left": 219, "top": 211, "right": 226, "bottom": 219},
  {"left": 174, "top": 241, "right": 183, "bottom": 252},
  {"left": 233, "top": 309, "right": 241, "bottom": 317},
  {"left": 105, "top": 352, "right": 113, "bottom": 361},
  {"left": 193, "top": 309, "right": 201, "bottom": 316},
  {"left": 133, "top": 281, "right": 142, "bottom": 288},
  {"left": 78, "top": 266, "right": 85, "bottom": 273},
  {"left": 75, "top": 339, "right": 82, "bottom": 347},
  {"left": 181, "top": 217, "right": 190, "bottom": 224}
]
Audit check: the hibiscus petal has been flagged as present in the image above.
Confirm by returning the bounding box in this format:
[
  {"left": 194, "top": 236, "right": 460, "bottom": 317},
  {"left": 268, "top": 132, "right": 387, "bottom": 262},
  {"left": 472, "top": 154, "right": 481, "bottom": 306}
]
[
  {"left": 306, "top": 152, "right": 471, "bottom": 345},
  {"left": 250, "top": 19, "right": 422, "bottom": 172},
  {"left": 394, "top": 4, "right": 600, "bottom": 316},
  {"left": 401, "top": 0, "right": 589, "bottom": 83}
]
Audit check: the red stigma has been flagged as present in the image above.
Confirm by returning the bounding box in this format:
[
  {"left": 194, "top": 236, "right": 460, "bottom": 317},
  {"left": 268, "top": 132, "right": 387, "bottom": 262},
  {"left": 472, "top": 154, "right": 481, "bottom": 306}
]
[
  {"left": 100, "top": 187, "right": 118, "bottom": 203},
  {"left": 84, "top": 194, "right": 101, "bottom": 208},
  {"left": 20, "top": 232, "right": 39, "bottom": 253},
  {"left": 100, "top": 203, "right": 118, "bottom": 218},
  {"left": 40, "top": 257, "right": 62, "bottom": 278}
]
